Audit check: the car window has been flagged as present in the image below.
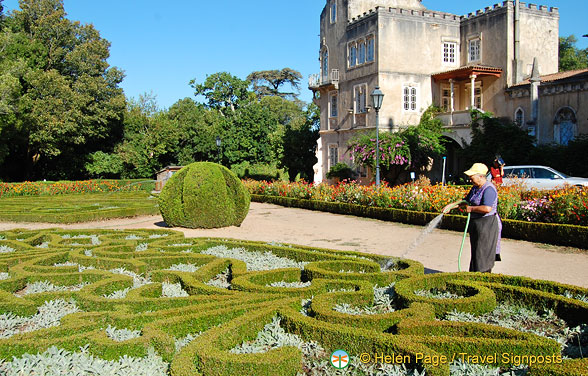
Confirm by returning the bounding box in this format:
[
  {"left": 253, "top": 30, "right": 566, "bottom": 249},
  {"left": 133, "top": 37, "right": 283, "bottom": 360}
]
[
  {"left": 532, "top": 168, "right": 556, "bottom": 179},
  {"left": 505, "top": 168, "right": 531, "bottom": 178}
]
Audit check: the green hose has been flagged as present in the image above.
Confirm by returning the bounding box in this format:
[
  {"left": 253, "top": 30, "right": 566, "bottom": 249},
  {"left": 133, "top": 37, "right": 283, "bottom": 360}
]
[{"left": 458, "top": 212, "right": 471, "bottom": 272}]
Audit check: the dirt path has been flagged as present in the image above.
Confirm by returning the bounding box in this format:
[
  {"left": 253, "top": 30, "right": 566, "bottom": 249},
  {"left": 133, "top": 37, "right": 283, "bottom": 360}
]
[{"left": 1, "top": 202, "right": 587, "bottom": 288}]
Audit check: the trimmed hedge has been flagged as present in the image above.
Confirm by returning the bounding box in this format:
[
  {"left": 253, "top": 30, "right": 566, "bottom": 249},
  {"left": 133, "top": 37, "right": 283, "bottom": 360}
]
[
  {"left": 251, "top": 194, "right": 588, "bottom": 249},
  {"left": 0, "top": 228, "right": 586, "bottom": 375},
  {"left": 159, "top": 162, "right": 250, "bottom": 229},
  {"left": 0, "top": 192, "right": 159, "bottom": 223}
]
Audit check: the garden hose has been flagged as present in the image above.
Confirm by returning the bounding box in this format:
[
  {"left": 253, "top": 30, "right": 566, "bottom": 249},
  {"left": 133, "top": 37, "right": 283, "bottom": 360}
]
[{"left": 458, "top": 212, "right": 471, "bottom": 272}]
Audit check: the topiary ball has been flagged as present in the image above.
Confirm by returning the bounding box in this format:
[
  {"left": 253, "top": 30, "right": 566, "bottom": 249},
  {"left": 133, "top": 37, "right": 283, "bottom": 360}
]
[{"left": 158, "top": 162, "right": 250, "bottom": 228}]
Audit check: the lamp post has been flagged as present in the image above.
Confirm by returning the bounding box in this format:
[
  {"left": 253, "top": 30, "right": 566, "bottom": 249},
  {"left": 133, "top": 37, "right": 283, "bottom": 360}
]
[
  {"left": 216, "top": 136, "right": 222, "bottom": 164},
  {"left": 370, "top": 86, "right": 384, "bottom": 187}
]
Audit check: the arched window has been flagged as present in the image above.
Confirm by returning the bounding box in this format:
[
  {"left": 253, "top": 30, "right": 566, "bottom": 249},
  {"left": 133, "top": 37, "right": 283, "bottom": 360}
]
[
  {"left": 514, "top": 108, "right": 524, "bottom": 127},
  {"left": 553, "top": 107, "right": 577, "bottom": 145}
]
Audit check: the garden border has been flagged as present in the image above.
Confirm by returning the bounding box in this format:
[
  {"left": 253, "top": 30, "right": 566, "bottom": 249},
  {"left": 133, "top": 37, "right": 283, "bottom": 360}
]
[{"left": 251, "top": 195, "right": 588, "bottom": 249}]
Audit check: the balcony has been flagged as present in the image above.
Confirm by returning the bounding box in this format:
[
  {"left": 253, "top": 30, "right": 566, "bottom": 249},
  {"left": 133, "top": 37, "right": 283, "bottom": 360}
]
[
  {"left": 309, "top": 69, "right": 339, "bottom": 90},
  {"left": 437, "top": 110, "right": 472, "bottom": 127}
]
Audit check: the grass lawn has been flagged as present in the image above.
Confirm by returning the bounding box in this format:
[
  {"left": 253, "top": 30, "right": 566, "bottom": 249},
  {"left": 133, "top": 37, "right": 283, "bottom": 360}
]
[{"left": 0, "top": 191, "right": 159, "bottom": 223}]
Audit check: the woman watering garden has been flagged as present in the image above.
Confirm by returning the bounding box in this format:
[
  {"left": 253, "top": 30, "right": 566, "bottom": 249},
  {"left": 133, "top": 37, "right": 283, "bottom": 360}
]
[{"left": 443, "top": 163, "right": 502, "bottom": 273}]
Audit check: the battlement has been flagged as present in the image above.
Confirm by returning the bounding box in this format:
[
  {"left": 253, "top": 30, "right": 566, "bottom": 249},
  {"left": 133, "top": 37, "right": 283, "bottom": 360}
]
[
  {"left": 347, "top": 1, "right": 558, "bottom": 25},
  {"left": 461, "top": 1, "right": 558, "bottom": 20},
  {"left": 349, "top": 6, "right": 460, "bottom": 25}
]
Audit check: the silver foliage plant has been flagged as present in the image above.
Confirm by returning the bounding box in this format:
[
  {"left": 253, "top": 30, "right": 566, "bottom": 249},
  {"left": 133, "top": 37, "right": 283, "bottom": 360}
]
[
  {"left": 0, "top": 299, "right": 79, "bottom": 339},
  {"left": 444, "top": 301, "right": 588, "bottom": 358},
  {"left": 201, "top": 245, "right": 308, "bottom": 271},
  {"left": 268, "top": 281, "right": 312, "bottom": 288},
  {"left": 15, "top": 280, "right": 89, "bottom": 296},
  {"left": 161, "top": 282, "right": 189, "bottom": 298},
  {"left": 166, "top": 263, "right": 200, "bottom": 273},
  {"left": 414, "top": 288, "right": 463, "bottom": 300},
  {"left": 0, "top": 345, "right": 167, "bottom": 376},
  {"left": 0, "top": 245, "right": 15, "bottom": 254},
  {"left": 105, "top": 325, "right": 141, "bottom": 342},
  {"left": 333, "top": 283, "right": 396, "bottom": 315},
  {"left": 0, "top": 272, "right": 10, "bottom": 280},
  {"left": 174, "top": 332, "right": 202, "bottom": 352},
  {"left": 135, "top": 243, "right": 149, "bottom": 252},
  {"left": 231, "top": 316, "right": 424, "bottom": 376},
  {"left": 205, "top": 267, "right": 231, "bottom": 289}
]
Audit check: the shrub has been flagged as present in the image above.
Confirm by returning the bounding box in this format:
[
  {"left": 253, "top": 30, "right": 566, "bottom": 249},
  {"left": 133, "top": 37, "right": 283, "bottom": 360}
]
[
  {"left": 159, "top": 162, "right": 250, "bottom": 228},
  {"left": 326, "top": 163, "right": 356, "bottom": 181},
  {"left": 230, "top": 161, "right": 288, "bottom": 182}
]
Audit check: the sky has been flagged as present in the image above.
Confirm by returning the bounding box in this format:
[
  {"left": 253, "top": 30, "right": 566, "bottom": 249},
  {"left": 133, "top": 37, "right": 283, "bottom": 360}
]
[{"left": 3, "top": 0, "right": 588, "bottom": 109}]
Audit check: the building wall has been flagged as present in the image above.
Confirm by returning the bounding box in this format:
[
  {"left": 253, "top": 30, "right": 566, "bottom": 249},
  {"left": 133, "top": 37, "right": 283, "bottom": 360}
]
[
  {"left": 507, "top": 81, "right": 588, "bottom": 144},
  {"left": 313, "top": 0, "right": 566, "bottom": 183}
]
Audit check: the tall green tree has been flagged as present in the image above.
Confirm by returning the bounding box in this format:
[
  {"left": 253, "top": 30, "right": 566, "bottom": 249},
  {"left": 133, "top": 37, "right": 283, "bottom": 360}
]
[
  {"left": 247, "top": 68, "right": 302, "bottom": 99},
  {"left": 189, "top": 72, "right": 251, "bottom": 115},
  {"left": 0, "top": 0, "right": 125, "bottom": 180},
  {"left": 559, "top": 35, "right": 588, "bottom": 71}
]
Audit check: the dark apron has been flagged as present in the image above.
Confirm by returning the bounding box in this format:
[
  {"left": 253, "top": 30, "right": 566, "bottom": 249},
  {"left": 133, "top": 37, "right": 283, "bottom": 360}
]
[{"left": 469, "top": 214, "right": 498, "bottom": 272}]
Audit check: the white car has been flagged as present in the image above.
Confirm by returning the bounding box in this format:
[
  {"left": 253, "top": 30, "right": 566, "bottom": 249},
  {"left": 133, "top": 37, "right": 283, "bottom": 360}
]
[{"left": 490, "top": 165, "right": 588, "bottom": 189}]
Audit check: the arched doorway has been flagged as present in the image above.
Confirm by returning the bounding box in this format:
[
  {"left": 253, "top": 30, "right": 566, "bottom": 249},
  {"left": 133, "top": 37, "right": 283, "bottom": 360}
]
[{"left": 553, "top": 107, "right": 577, "bottom": 146}]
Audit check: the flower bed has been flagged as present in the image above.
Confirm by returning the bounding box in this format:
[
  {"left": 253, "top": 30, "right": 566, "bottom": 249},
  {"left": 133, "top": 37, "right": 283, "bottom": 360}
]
[
  {"left": 0, "top": 229, "right": 586, "bottom": 375},
  {"left": 0, "top": 179, "right": 154, "bottom": 198},
  {"left": 244, "top": 180, "right": 588, "bottom": 226}
]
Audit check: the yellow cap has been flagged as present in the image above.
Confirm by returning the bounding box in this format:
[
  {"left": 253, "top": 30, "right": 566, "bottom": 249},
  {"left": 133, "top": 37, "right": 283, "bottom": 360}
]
[{"left": 464, "top": 163, "right": 488, "bottom": 176}]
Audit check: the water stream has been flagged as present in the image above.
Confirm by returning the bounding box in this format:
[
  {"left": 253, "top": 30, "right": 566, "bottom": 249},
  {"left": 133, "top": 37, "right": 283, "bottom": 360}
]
[{"left": 382, "top": 213, "right": 445, "bottom": 270}]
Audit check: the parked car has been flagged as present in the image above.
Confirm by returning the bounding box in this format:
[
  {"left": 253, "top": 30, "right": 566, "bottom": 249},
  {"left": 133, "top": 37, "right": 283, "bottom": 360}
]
[{"left": 488, "top": 165, "right": 588, "bottom": 189}]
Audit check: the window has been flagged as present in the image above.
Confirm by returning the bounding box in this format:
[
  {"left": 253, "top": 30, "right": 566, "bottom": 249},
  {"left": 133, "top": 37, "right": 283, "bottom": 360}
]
[
  {"left": 349, "top": 43, "right": 357, "bottom": 68},
  {"left": 532, "top": 168, "right": 556, "bottom": 179},
  {"left": 443, "top": 42, "right": 456, "bottom": 64},
  {"left": 329, "top": 92, "right": 338, "bottom": 118},
  {"left": 403, "top": 85, "right": 418, "bottom": 111},
  {"left": 514, "top": 108, "right": 524, "bottom": 126},
  {"left": 330, "top": 2, "right": 337, "bottom": 23},
  {"left": 321, "top": 49, "right": 329, "bottom": 79},
  {"left": 441, "top": 87, "right": 451, "bottom": 112},
  {"left": 354, "top": 84, "right": 367, "bottom": 113},
  {"left": 468, "top": 38, "right": 481, "bottom": 62},
  {"left": 367, "top": 37, "right": 375, "bottom": 61},
  {"left": 466, "top": 82, "right": 482, "bottom": 109},
  {"left": 358, "top": 40, "right": 366, "bottom": 65},
  {"left": 506, "top": 167, "right": 531, "bottom": 178},
  {"left": 474, "top": 87, "right": 482, "bottom": 109},
  {"left": 328, "top": 145, "right": 339, "bottom": 170}
]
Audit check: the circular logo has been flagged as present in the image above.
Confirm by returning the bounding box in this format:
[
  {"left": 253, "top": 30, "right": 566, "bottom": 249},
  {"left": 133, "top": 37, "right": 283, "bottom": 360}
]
[{"left": 330, "top": 349, "right": 350, "bottom": 369}]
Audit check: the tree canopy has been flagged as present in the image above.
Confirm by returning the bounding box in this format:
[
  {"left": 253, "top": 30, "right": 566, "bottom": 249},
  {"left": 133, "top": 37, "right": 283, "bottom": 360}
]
[
  {"left": 0, "top": 0, "right": 125, "bottom": 180},
  {"left": 559, "top": 35, "right": 588, "bottom": 72},
  {"left": 247, "top": 68, "right": 302, "bottom": 99}
]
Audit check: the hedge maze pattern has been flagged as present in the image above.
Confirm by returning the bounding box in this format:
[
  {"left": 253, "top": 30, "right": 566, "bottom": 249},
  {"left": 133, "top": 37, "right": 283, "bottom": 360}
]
[
  {"left": 0, "top": 192, "right": 159, "bottom": 223},
  {"left": 0, "top": 229, "right": 586, "bottom": 375}
]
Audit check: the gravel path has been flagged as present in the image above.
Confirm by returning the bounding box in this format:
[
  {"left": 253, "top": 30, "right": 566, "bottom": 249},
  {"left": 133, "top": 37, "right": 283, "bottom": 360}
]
[{"left": 1, "top": 202, "right": 587, "bottom": 288}]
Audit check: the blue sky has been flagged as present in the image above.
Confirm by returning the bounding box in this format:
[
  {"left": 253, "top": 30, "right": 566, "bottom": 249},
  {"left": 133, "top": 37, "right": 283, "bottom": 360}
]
[{"left": 3, "top": 0, "right": 587, "bottom": 109}]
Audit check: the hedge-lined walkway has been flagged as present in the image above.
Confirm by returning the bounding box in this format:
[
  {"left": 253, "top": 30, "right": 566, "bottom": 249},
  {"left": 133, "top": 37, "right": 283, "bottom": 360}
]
[{"left": 1, "top": 202, "right": 587, "bottom": 288}]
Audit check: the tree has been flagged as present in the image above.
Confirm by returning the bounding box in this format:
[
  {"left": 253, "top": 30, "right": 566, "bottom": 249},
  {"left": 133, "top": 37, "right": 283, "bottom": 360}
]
[
  {"left": 559, "top": 35, "right": 588, "bottom": 71},
  {"left": 348, "top": 107, "right": 446, "bottom": 184},
  {"left": 0, "top": 0, "right": 125, "bottom": 180},
  {"left": 247, "top": 68, "right": 302, "bottom": 99},
  {"left": 189, "top": 72, "right": 251, "bottom": 115},
  {"left": 460, "top": 110, "right": 535, "bottom": 167}
]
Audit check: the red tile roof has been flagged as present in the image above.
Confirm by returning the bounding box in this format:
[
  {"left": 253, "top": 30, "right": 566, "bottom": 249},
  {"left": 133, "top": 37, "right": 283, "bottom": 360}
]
[{"left": 512, "top": 68, "right": 588, "bottom": 87}]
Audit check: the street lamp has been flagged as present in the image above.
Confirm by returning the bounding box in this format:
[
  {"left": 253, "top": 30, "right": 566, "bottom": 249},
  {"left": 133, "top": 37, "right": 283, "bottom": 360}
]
[
  {"left": 215, "top": 136, "right": 222, "bottom": 164},
  {"left": 370, "top": 86, "right": 384, "bottom": 186}
]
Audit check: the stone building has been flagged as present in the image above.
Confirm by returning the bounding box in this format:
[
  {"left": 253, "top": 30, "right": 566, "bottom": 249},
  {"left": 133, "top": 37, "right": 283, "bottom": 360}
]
[{"left": 310, "top": 0, "right": 587, "bottom": 183}]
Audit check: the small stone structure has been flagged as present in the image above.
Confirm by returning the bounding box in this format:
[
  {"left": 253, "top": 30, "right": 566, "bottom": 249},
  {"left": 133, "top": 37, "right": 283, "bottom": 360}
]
[{"left": 154, "top": 166, "right": 183, "bottom": 192}]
